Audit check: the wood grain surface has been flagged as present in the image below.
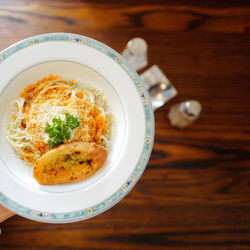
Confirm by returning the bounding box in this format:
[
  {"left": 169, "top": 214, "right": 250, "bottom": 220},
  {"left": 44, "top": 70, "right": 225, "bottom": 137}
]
[{"left": 0, "top": 0, "right": 250, "bottom": 249}]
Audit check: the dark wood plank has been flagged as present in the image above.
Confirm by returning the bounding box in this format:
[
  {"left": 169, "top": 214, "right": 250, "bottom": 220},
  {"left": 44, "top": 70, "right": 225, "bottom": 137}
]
[{"left": 0, "top": 0, "right": 250, "bottom": 249}]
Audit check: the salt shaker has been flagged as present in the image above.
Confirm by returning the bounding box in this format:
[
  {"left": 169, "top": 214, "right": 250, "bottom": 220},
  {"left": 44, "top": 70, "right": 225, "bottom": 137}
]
[
  {"left": 122, "top": 37, "right": 148, "bottom": 71},
  {"left": 140, "top": 65, "right": 177, "bottom": 110},
  {"left": 168, "top": 100, "right": 202, "bottom": 128}
]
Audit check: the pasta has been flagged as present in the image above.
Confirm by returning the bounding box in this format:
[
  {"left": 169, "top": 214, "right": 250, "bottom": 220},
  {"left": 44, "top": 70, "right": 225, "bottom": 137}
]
[{"left": 6, "top": 75, "right": 112, "bottom": 166}]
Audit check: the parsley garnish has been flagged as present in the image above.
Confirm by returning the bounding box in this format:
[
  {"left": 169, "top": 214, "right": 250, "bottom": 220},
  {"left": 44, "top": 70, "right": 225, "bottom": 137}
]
[{"left": 45, "top": 113, "right": 80, "bottom": 148}]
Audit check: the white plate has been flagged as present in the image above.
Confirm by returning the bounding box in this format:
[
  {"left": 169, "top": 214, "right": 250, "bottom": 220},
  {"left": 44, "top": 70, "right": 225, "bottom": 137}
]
[{"left": 0, "top": 33, "right": 154, "bottom": 223}]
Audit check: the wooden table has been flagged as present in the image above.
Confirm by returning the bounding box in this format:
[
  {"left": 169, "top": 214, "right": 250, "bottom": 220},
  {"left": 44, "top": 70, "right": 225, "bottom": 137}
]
[{"left": 0, "top": 1, "right": 250, "bottom": 249}]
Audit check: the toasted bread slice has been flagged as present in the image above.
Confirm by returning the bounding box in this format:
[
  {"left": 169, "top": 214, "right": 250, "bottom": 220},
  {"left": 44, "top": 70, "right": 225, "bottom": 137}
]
[{"left": 33, "top": 142, "right": 107, "bottom": 185}]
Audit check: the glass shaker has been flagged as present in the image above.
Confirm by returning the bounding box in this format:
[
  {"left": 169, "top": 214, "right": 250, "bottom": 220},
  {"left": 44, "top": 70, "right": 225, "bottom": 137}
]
[
  {"left": 168, "top": 100, "right": 202, "bottom": 128},
  {"left": 122, "top": 37, "right": 148, "bottom": 71},
  {"left": 140, "top": 65, "right": 177, "bottom": 110}
]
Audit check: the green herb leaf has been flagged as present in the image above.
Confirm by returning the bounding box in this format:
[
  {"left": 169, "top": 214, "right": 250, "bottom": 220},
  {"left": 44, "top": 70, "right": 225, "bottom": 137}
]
[
  {"left": 65, "top": 113, "right": 80, "bottom": 130},
  {"left": 45, "top": 114, "right": 80, "bottom": 148}
]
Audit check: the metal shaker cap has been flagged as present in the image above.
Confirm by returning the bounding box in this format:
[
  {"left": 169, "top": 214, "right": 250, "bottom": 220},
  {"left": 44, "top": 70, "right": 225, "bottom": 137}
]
[{"left": 181, "top": 100, "right": 202, "bottom": 120}]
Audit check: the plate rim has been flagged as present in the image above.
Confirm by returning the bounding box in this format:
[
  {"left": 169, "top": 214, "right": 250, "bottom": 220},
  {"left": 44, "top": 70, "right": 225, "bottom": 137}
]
[{"left": 0, "top": 33, "right": 155, "bottom": 223}]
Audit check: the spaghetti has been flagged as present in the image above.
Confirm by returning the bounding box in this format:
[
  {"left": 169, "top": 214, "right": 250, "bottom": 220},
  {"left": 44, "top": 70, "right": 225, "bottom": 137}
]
[{"left": 6, "top": 75, "right": 112, "bottom": 165}]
